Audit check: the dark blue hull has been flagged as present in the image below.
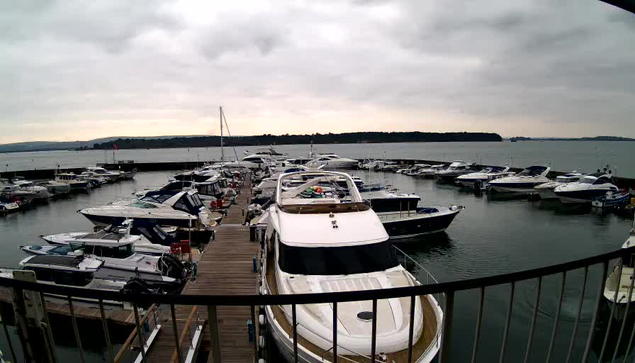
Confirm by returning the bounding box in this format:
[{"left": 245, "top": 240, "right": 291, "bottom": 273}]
[{"left": 381, "top": 209, "right": 461, "bottom": 239}]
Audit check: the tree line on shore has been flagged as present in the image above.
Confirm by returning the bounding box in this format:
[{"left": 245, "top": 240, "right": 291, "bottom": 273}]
[{"left": 92, "top": 131, "right": 502, "bottom": 149}]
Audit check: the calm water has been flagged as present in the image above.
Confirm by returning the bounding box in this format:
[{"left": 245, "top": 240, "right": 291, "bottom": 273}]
[
  {"left": 0, "top": 169, "right": 633, "bottom": 362},
  {"left": 1, "top": 141, "right": 634, "bottom": 177}
]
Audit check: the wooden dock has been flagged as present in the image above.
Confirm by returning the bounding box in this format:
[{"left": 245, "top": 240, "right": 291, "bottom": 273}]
[{"left": 144, "top": 179, "right": 261, "bottom": 363}]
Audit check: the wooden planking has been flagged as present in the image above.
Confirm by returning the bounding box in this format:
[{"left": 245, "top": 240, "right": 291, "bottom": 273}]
[{"left": 146, "top": 176, "right": 259, "bottom": 363}]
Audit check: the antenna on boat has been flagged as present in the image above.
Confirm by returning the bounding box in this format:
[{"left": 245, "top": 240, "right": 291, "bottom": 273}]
[{"left": 220, "top": 106, "right": 224, "bottom": 162}]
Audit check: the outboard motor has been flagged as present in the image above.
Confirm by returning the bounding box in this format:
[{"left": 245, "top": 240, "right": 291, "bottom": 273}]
[
  {"left": 159, "top": 254, "right": 188, "bottom": 280},
  {"left": 121, "top": 277, "right": 162, "bottom": 295}
]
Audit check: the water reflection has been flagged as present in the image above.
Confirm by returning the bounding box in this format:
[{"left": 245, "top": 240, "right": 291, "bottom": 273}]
[{"left": 592, "top": 300, "right": 635, "bottom": 361}]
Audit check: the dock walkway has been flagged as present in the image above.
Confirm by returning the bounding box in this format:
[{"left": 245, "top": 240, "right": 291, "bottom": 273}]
[{"left": 145, "top": 179, "right": 260, "bottom": 363}]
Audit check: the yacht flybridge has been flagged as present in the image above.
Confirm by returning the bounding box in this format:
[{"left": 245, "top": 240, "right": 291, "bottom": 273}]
[
  {"left": 260, "top": 170, "right": 443, "bottom": 363},
  {"left": 304, "top": 154, "right": 359, "bottom": 169}
]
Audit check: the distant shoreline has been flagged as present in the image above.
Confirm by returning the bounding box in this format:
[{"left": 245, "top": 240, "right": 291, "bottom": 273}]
[{"left": 508, "top": 136, "right": 635, "bottom": 142}]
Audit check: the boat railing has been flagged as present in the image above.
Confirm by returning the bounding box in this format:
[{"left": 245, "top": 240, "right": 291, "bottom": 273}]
[{"left": 2, "top": 245, "right": 635, "bottom": 362}]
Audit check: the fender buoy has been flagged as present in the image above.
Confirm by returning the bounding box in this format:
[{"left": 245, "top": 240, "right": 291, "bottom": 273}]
[{"left": 170, "top": 243, "right": 181, "bottom": 254}]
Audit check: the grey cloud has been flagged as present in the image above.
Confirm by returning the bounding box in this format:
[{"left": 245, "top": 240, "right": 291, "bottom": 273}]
[{"left": 1, "top": 0, "right": 635, "bottom": 142}]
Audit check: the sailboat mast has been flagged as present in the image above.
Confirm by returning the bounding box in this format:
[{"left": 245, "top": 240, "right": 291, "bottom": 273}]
[{"left": 220, "top": 106, "right": 224, "bottom": 161}]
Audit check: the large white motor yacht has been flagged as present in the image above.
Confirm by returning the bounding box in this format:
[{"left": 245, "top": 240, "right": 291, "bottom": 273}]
[
  {"left": 261, "top": 170, "right": 443, "bottom": 363},
  {"left": 604, "top": 217, "right": 635, "bottom": 309},
  {"left": 455, "top": 166, "right": 514, "bottom": 188},
  {"left": 534, "top": 172, "right": 583, "bottom": 200},
  {"left": 554, "top": 174, "right": 619, "bottom": 204},
  {"left": 305, "top": 154, "right": 359, "bottom": 169},
  {"left": 487, "top": 166, "right": 551, "bottom": 194}
]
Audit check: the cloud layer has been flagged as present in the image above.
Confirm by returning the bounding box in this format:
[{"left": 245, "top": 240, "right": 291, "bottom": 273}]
[{"left": 1, "top": 0, "right": 634, "bottom": 143}]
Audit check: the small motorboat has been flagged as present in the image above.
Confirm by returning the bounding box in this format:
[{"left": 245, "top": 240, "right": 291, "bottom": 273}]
[
  {"left": 456, "top": 166, "right": 514, "bottom": 189},
  {"left": 0, "top": 255, "right": 163, "bottom": 308},
  {"left": 0, "top": 201, "right": 19, "bottom": 214},
  {"left": 377, "top": 205, "right": 464, "bottom": 239},
  {"left": 554, "top": 174, "right": 619, "bottom": 204},
  {"left": 591, "top": 190, "right": 631, "bottom": 209},
  {"left": 22, "top": 238, "right": 187, "bottom": 288},
  {"left": 41, "top": 180, "right": 71, "bottom": 196},
  {"left": 41, "top": 220, "right": 174, "bottom": 255},
  {"left": 55, "top": 172, "right": 91, "bottom": 192},
  {"left": 534, "top": 172, "right": 583, "bottom": 200},
  {"left": 487, "top": 165, "right": 551, "bottom": 194}
]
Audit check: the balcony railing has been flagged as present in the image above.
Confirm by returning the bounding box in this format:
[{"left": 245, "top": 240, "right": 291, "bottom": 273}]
[{"left": 0, "top": 245, "right": 634, "bottom": 363}]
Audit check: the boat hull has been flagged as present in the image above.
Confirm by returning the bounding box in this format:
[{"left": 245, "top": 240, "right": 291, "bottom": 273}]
[
  {"left": 488, "top": 182, "right": 541, "bottom": 194},
  {"left": 378, "top": 208, "right": 461, "bottom": 239},
  {"left": 555, "top": 190, "right": 610, "bottom": 204}
]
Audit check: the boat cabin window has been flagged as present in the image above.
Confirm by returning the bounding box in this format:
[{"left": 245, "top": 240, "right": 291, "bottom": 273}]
[
  {"left": 163, "top": 181, "right": 193, "bottom": 190},
  {"left": 142, "top": 192, "right": 175, "bottom": 204},
  {"left": 25, "top": 267, "right": 94, "bottom": 287},
  {"left": 278, "top": 241, "right": 398, "bottom": 275},
  {"left": 518, "top": 166, "right": 547, "bottom": 176},
  {"left": 594, "top": 176, "right": 613, "bottom": 185},
  {"left": 84, "top": 244, "right": 134, "bottom": 258},
  {"left": 130, "top": 201, "right": 158, "bottom": 209},
  {"left": 244, "top": 156, "right": 264, "bottom": 163},
  {"left": 197, "top": 183, "right": 222, "bottom": 196},
  {"left": 173, "top": 194, "right": 203, "bottom": 214}
]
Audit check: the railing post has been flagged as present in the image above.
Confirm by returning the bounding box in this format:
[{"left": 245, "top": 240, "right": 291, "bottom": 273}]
[
  {"left": 523, "top": 277, "right": 542, "bottom": 363},
  {"left": 599, "top": 258, "right": 623, "bottom": 361},
  {"left": 407, "top": 295, "right": 416, "bottom": 363},
  {"left": 0, "top": 309, "right": 17, "bottom": 363},
  {"left": 470, "top": 287, "right": 485, "bottom": 363},
  {"left": 98, "top": 299, "right": 114, "bottom": 363},
  {"left": 132, "top": 303, "right": 147, "bottom": 363},
  {"left": 582, "top": 261, "right": 609, "bottom": 362},
  {"left": 332, "top": 301, "right": 338, "bottom": 363},
  {"left": 371, "top": 299, "right": 378, "bottom": 362},
  {"left": 612, "top": 263, "right": 635, "bottom": 363},
  {"left": 208, "top": 305, "right": 222, "bottom": 363},
  {"left": 170, "top": 304, "right": 184, "bottom": 363},
  {"left": 292, "top": 304, "right": 298, "bottom": 363},
  {"left": 498, "top": 282, "right": 515, "bottom": 363},
  {"left": 546, "top": 272, "right": 567, "bottom": 363},
  {"left": 565, "top": 267, "right": 588, "bottom": 363},
  {"left": 439, "top": 290, "right": 454, "bottom": 363},
  {"left": 67, "top": 296, "right": 86, "bottom": 363}
]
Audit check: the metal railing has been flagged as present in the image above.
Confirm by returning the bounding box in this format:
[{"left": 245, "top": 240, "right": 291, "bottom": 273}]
[{"left": 0, "top": 246, "right": 634, "bottom": 363}]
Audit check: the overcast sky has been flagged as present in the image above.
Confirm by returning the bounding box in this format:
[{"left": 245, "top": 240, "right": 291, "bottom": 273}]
[{"left": 1, "top": 0, "right": 634, "bottom": 143}]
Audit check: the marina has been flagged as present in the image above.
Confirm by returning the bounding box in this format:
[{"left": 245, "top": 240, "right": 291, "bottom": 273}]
[{"left": 0, "top": 146, "right": 634, "bottom": 362}]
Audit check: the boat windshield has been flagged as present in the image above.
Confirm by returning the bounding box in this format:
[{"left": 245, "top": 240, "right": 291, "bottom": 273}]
[
  {"left": 130, "top": 201, "right": 158, "bottom": 209},
  {"left": 579, "top": 177, "right": 595, "bottom": 184},
  {"left": 518, "top": 166, "right": 547, "bottom": 176},
  {"left": 278, "top": 241, "right": 398, "bottom": 275}
]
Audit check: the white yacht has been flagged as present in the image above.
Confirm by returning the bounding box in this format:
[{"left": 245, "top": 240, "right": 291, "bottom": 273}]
[
  {"left": 87, "top": 166, "right": 136, "bottom": 181},
  {"left": 554, "top": 174, "right": 619, "bottom": 204},
  {"left": 487, "top": 166, "right": 551, "bottom": 194},
  {"left": 41, "top": 220, "right": 172, "bottom": 256},
  {"left": 0, "top": 182, "right": 38, "bottom": 204},
  {"left": 417, "top": 165, "right": 445, "bottom": 178},
  {"left": 41, "top": 180, "right": 71, "bottom": 196},
  {"left": 261, "top": 170, "right": 443, "bottom": 363},
  {"left": 534, "top": 172, "right": 583, "bottom": 200},
  {"left": 305, "top": 154, "right": 359, "bottom": 169},
  {"left": 55, "top": 172, "right": 91, "bottom": 192},
  {"left": 0, "top": 255, "right": 162, "bottom": 308},
  {"left": 20, "top": 238, "right": 184, "bottom": 288},
  {"left": 455, "top": 166, "right": 514, "bottom": 189},
  {"left": 12, "top": 180, "right": 51, "bottom": 201},
  {"left": 403, "top": 164, "right": 431, "bottom": 176},
  {"left": 79, "top": 190, "right": 215, "bottom": 243},
  {"left": 434, "top": 161, "right": 477, "bottom": 182},
  {"left": 223, "top": 154, "right": 275, "bottom": 170}
]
